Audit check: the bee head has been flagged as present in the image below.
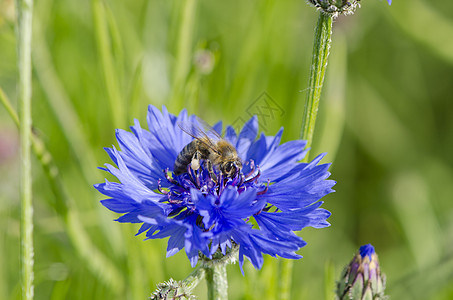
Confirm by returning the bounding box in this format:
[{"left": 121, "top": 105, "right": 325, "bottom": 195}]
[{"left": 221, "top": 160, "right": 242, "bottom": 177}]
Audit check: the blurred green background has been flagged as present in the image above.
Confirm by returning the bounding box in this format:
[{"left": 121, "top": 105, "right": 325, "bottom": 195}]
[{"left": 1, "top": 0, "right": 453, "bottom": 299}]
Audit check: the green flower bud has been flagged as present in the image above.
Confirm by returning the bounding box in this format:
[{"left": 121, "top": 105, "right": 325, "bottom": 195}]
[
  {"left": 336, "top": 244, "right": 387, "bottom": 300},
  {"left": 150, "top": 278, "right": 196, "bottom": 300},
  {"left": 307, "top": 0, "right": 360, "bottom": 17}
]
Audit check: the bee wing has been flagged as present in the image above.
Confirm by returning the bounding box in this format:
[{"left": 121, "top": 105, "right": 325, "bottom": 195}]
[{"left": 177, "top": 119, "right": 222, "bottom": 154}]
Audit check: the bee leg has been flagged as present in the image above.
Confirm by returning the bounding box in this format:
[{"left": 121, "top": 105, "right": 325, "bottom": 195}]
[
  {"left": 190, "top": 151, "right": 201, "bottom": 171},
  {"left": 205, "top": 160, "right": 217, "bottom": 183}
]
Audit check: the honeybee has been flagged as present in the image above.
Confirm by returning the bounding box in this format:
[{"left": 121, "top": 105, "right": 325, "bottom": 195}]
[{"left": 173, "top": 120, "right": 242, "bottom": 178}]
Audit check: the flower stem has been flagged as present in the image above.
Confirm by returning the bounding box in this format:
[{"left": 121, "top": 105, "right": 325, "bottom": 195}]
[
  {"left": 278, "top": 12, "right": 333, "bottom": 300},
  {"left": 205, "top": 263, "right": 228, "bottom": 300},
  {"left": 301, "top": 12, "right": 333, "bottom": 155},
  {"left": 16, "top": 0, "right": 34, "bottom": 298}
]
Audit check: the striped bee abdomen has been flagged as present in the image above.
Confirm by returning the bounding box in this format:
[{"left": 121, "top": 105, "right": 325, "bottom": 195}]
[{"left": 173, "top": 141, "right": 202, "bottom": 175}]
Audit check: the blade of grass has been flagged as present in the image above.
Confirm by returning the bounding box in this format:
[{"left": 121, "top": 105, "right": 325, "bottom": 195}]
[
  {"left": 32, "top": 23, "right": 99, "bottom": 187},
  {"left": 128, "top": 59, "right": 145, "bottom": 119},
  {"left": 389, "top": 253, "right": 453, "bottom": 299},
  {"left": 0, "top": 86, "right": 126, "bottom": 295},
  {"left": 169, "top": 0, "right": 197, "bottom": 111},
  {"left": 278, "top": 259, "right": 293, "bottom": 300},
  {"left": 391, "top": 171, "right": 442, "bottom": 269},
  {"left": 389, "top": 0, "right": 453, "bottom": 65},
  {"left": 32, "top": 16, "right": 125, "bottom": 256},
  {"left": 345, "top": 77, "right": 413, "bottom": 167},
  {"left": 104, "top": 3, "right": 125, "bottom": 88},
  {"left": 92, "top": 0, "right": 126, "bottom": 128},
  {"left": 15, "top": 0, "right": 34, "bottom": 298},
  {"left": 323, "top": 261, "right": 335, "bottom": 300}
]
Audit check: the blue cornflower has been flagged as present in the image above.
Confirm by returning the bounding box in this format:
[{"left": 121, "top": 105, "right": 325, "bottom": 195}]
[{"left": 94, "top": 105, "right": 335, "bottom": 271}]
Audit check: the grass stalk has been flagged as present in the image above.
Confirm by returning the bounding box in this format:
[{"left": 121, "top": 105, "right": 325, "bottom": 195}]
[{"left": 15, "top": 0, "right": 34, "bottom": 298}]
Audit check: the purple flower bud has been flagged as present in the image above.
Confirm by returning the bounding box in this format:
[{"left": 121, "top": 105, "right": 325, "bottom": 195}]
[{"left": 336, "top": 244, "right": 387, "bottom": 300}]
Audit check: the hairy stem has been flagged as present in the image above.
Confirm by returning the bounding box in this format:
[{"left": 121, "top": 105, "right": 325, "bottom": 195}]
[
  {"left": 279, "top": 12, "right": 333, "bottom": 300},
  {"left": 205, "top": 263, "right": 228, "bottom": 300},
  {"left": 301, "top": 12, "right": 333, "bottom": 156},
  {"left": 183, "top": 266, "right": 206, "bottom": 292}
]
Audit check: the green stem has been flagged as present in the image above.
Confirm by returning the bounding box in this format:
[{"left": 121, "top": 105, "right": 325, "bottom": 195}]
[
  {"left": 279, "top": 12, "right": 333, "bottom": 300},
  {"left": 16, "top": 0, "right": 34, "bottom": 299},
  {"left": 205, "top": 263, "right": 228, "bottom": 300},
  {"left": 301, "top": 12, "right": 333, "bottom": 156}
]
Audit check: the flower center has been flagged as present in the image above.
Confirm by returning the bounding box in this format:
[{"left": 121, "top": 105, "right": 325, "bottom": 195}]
[{"left": 155, "top": 160, "right": 270, "bottom": 230}]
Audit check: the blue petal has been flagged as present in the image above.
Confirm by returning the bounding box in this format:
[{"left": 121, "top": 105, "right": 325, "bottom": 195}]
[
  {"left": 242, "top": 133, "right": 267, "bottom": 174},
  {"left": 145, "top": 105, "right": 181, "bottom": 169},
  {"left": 231, "top": 227, "right": 264, "bottom": 271},
  {"left": 212, "top": 121, "right": 223, "bottom": 135},
  {"left": 254, "top": 201, "right": 331, "bottom": 234},
  {"left": 136, "top": 223, "right": 153, "bottom": 235},
  {"left": 259, "top": 140, "right": 307, "bottom": 180},
  {"left": 100, "top": 198, "right": 138, "bottom": 213},
  {"left": 224, "top": 125, "right": 237, "bottom": 145},
  {"left": 245, "top": 128, "right": 283, "bottom": 167},
  {"left": 220, "top": 187, "right": 263, "bottom": 219},
  {"left": 249, "top": 231, "right": 304, "bottom": 259},
  {"left": 166, "top": 226, "right": 186, "bottom": 257},
  {"left": 235, "top": 116, "right": 258, "bottom": 158},
  {"left": 258, "top": 159, "right": 335, "bottom": 210},
  {"left": 183, "top": 214, "right": 212, "bottom": 257}
]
